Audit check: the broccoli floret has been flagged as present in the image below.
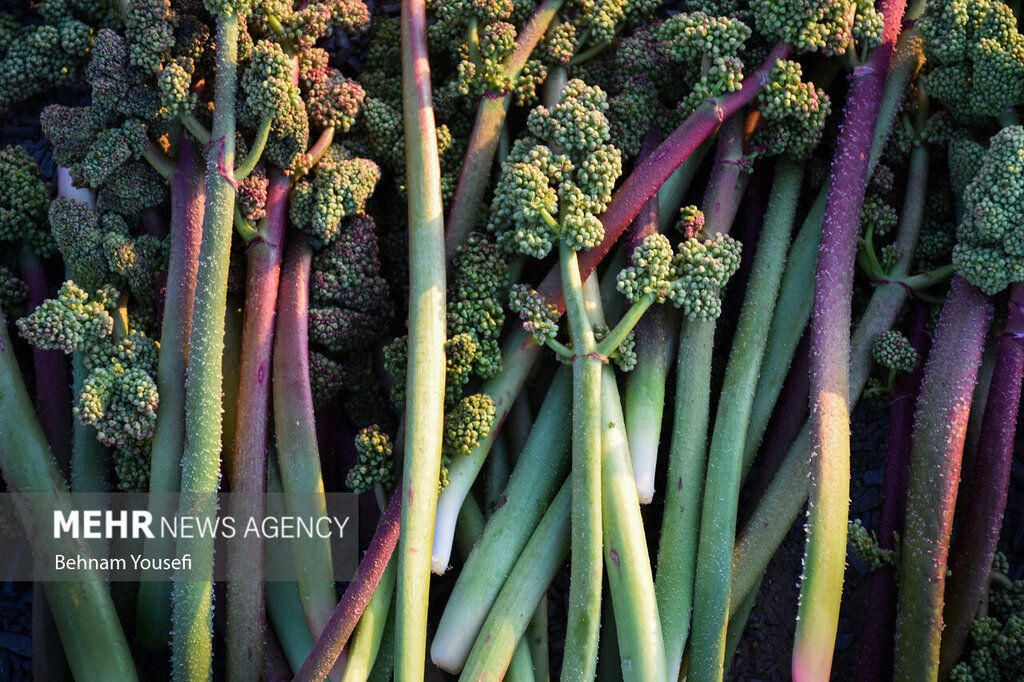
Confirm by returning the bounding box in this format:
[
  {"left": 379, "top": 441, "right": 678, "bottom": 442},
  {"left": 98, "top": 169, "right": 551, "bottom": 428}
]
[
  {"left": 237, "top": 164, "right": 269, "bottom": 223},
  {"left": 920, "top": 0, "right": 1024, "bottom": 122},
  {"left": 509, "top": 284, "right": 560, "bottom": 345},
  {"left": 752, "top": 59, "right": 831, "bottom": 158},
  {"left": 0, "top": 265, "right": 28, "bottom": 310},
  {"left": 861, "top": 194, "right": 898, "bottom": 238},
  {"left": 488, "top": 79, "right": 622, "bottom": 257},
  {"left": 0, "top": 146, "right": 54, "bottom": 257},
  {"left": 16, "top": 281, "right": 114, "bottom": 354},
  {"left": 616, "top": 233, "right": 676, "bottom": 303},
  {"left": 751, "top": 0, "right": 882, "bottom": 56},
  {"left": 446, "top": 232, "right": 507, "bottom": 379},
  {"left": 659, "top": 11, "right": 751, "bottom": 115},
  {"left": 669, "top": 233, "right": 743, "bottom": 320},
  {"left": 872, "top": 330, "right": 919, "bottom": 372},
  {"left": 309, "top": 349, "right": 346, "bottom": 407},
  {"left": 951, "top": 126, "right": 1024, "bottom": 295},
  {"left": 290, "top": 148, "right": 381, "bottom": 244},
  {"left": 346, "top": 425, "right": 395, "bottom": 493},
  {"left": 608, "top": 74, "right": 661, "bottom": 159},
  {"left": 307, "top": 69, "right": 365, "bottom": 132},
  {"left": 49, "top": 198, "right": 111, "bottom": 291},
  {"left": 440, "top": 393, "right": 495, "bottom": 489}
]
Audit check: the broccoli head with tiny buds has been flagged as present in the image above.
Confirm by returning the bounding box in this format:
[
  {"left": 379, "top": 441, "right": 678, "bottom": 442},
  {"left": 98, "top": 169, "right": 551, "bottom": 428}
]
[
  {"left": 872, "top": 330, "right": 919, "bottom": 373},
  {"left": 346, "top": 425, "right": 395, "bottom": 493},
  {"left": 488, "top": 79, "right": 622, "bottom": 257},
  {"left": 921, "top": 0, "right": 1024, "bottom": 122},
  {"left": 951, "top": 126, "right": 1024, "bottom": 295},
  {"left": 0, "top": 146, "right": 54, "bottom": 257}
]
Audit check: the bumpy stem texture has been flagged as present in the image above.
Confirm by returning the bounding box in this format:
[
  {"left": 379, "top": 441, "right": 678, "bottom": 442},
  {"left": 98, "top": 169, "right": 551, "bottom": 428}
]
[
  {"left": 0, "top": 308, "right": 138, "bottom": 681},
  {"left": 855, "top": 302, "right": 929, "bottom": 682},
  {"left": 798, "top": 2, "right": 906, "bottom": 677},
  {"left": 296, "top": 490, "right": 402, "bottom": 682},
  {"left": 172, "top": 13, "right": 239, "bottom": 680},
  {"left": 137, "top": 137, "right": 204, "bottom": 649},
  {"left": 431, "top": 370, "right": 571, "bottom": 672},
  {"left": 459, "top": 482, "right": 571, "bottom": 680},
  {"left": 226, "top": 169, "right": 288, "bottom": 680},
  {"left": 666, "top": 113, "right": 747, "bottom": 682},
  {"left": 560, "top": 243, "right": 603, "bottom": 681},
  {"left": 273, "top": 235, "right": 337, "bottom": 643},
  {"left": 894, "top": 277, "right": 993, "bottom": 681},
  {"left": 939, "top": 283, "right": 1024, "bottom": 677},
  {"left": 397, "top": 0, "right": 448, "bottom": 674}
]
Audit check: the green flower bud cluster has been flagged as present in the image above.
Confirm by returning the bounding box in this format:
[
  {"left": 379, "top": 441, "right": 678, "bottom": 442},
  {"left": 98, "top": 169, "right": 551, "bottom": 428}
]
[
  {"left": 346, "top": 426, "right": 395, "bottom": 493},
  {"left": 847, "top": 518, "right": 896, "bottom": 571}
]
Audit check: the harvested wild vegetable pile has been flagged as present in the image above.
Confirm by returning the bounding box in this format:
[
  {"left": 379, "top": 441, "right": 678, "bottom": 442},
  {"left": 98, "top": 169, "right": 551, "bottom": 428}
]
[{"left": 1, "top": 0, "right": 1024, "bottom": 680}]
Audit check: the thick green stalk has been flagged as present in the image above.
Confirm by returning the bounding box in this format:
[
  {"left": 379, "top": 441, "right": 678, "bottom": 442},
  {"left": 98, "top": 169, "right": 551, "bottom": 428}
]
[
  {"left": 341, "top": 559, "right": 397, "bottom": 682},
  {"left": 599, "top": 366, "right": 666, "bottom": 679},
  {"left": 0, "top": 308, "right": 137, "bottom": 681},
  {"left": 560, "top": 241, "right": 603, "bottom": 681},
  {"left": 266, "top": 459, "right": 316, "bottom": 675},
  {"left": 526, "top": 596, "right": 549, "bottom": 682},
  {"left": 458, "top": 482, "right": 572, "bottom": 681},
  {"left": 396, "top": 0, "right": 448, "bottom": 673},
  {"left": 688, "top": 158, "right": 804, "bottom": 678},
  {"left": 431, "top": 370, "right": 571, "bottom": 672},
  {"left": 452, "top": 495, "right": 537, "bottom": 681},
  {"left": 137, "top": 137, "right": 204, "bottom": 649},
  {"left": 664, "top": 112, "right": 747, "bottom": 682},
  {"left": 655, "top": 315, "right": 714, "bottom": 678},
  {"left": 585, "top": 275, "right": 665, "bottom": 680},
  {"left": 742, "top": 188, "right": 824, "bottom": 473},
  {"left": 273, "top": 234, "right": 337, "bottom": 642},
  {"left": 171, "top": 12, "right": 239, "bottom": 680},
  {"left": 894, "top": 278, "right": 993, "bottom": 682},
  {"left": 226, "top": 169, "right": 289, "bottom": 681}
]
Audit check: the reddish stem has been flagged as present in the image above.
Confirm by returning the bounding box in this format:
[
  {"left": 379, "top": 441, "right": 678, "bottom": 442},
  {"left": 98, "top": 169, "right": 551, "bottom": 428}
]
[
  {"left": 536, "top": 43, "right": 791, "bottom": 312},
  {"left": 939, "top": 281, "right": 1024, "bottom": 677},
  {"left": 226, "top": 169, "right": 289, "bottom": 677},
  {"left": 895, "top": 275, "right": 993, "bottom": 679},
  {"left": 854, "top": 301, "right": 930, "bottom": 681},
  {"left": 19, "top": 249, "right": 71, "bottom": 473},
  {"left": 294, "top": 489, "right": 402, "bottom": 682}
]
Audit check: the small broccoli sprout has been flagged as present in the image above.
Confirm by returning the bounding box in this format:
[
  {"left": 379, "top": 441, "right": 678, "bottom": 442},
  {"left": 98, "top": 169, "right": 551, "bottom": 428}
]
[
  {"left": 509, "top": 284, "right": 560, "bottom": 345},
  {"left": 669, "top": 233, "right": 743, "bottom": 320},
  {"left": 753, "top": 59, "right": 831, "bottom": 159},
  {"left": 872, "top": 330, "right": 918, "bottom": 373},
  {"left": 952, "top": 560, "right": 1024, "bottom": 682},
  {"left": 308, "top": 69, "right": 365, "bottom": 132},
  {"left": 0, "top": 265, "right": 28, "bottom": 310},
  {"left": 861, "top": 194, "right": 898, "bottom": 238},
  {"left": 847, "top": 518, "right": 896, "bottom": 571},
  {"left": 951, "top": 126, "right": 1024, "bottom": 295},
  {"left": 346, "top": 425, "right": 395, "bottom": 494},
  {"left": 677, "top": 205, "right": 706, "bottom": 239}
]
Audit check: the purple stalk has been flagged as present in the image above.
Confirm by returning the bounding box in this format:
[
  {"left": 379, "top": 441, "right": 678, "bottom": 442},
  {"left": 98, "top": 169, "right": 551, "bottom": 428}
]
[
  {"left": 855, "top": 301, "right": 930, "bottom": 681},
  {"left": 226, "top": 169, "right": 289, "bottom": 679},
  {"left": 536, "top": 42, "right": 791, "bottom": 311},
  {"left": 294, "top": 489, "right": 402, "bottom": 682},
  {"left": 19, "top": 249, "right": 71, "bottom": 471},
  {"left": 798, "top": 1, "right": 906, "bottom": 677},
  {"left": 938, "top": 281, "right": 1024, "bottom": 677},
  {"left": 894, "top": 275, "right": 993, "bottom": 680}
]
